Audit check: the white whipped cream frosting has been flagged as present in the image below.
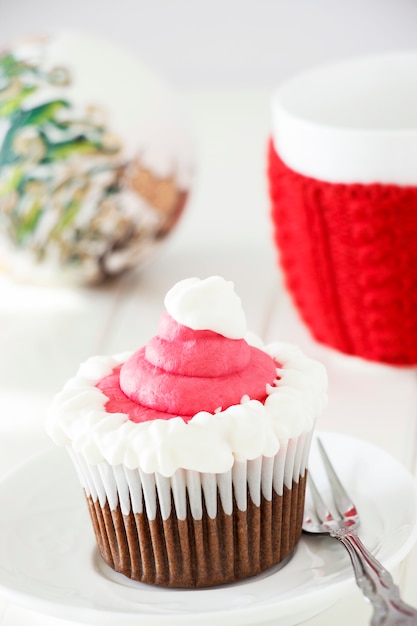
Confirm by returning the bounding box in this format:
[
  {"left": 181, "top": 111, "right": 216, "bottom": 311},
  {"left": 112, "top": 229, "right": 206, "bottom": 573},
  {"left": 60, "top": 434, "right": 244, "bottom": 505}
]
[
  {"left": 46, "top": 340, "right": 327, "bottom": 477},
  {"left": 46, "top": 276, "right": 327, "bottom": 476},
  {"left": 164, "top": 276, "right": 247, "bottom": 339}
]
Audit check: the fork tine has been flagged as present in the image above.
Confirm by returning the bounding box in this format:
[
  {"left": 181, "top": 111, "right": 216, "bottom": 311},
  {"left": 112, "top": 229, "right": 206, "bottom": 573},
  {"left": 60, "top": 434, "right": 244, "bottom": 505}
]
[
  {"left": 317, "top": 437, "right": 358, "bottom": 518},
  {"left": 305, "top": 439, "right": 417, "bottom": 623},
  {"left": 307, "top": 472, "right": 335, "bottom": 524}
]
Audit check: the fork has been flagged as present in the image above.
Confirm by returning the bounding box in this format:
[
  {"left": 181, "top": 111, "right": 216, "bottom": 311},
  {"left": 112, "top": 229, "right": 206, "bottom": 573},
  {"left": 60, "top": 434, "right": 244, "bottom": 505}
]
[{"left": 302, "top": 437, "right": 417, "bottom": 626}]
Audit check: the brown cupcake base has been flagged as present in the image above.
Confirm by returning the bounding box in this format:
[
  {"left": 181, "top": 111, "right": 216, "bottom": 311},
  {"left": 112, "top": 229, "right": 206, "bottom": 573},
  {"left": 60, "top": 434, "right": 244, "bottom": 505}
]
[{"left": 85, "top": 474, "right": 307, "bottom": 589}]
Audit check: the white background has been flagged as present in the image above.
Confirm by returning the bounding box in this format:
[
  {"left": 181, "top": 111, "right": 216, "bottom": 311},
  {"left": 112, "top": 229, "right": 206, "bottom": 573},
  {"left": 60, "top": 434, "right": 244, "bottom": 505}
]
[{"left": 1, "top": 0, "right": 417, "bottom": 88}]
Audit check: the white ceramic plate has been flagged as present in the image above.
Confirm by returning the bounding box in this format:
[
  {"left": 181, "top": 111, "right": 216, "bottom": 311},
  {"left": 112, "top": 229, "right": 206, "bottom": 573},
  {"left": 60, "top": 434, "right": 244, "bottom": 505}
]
[{"left": 0, "top": 432, "right": 416, "bottom": 626}]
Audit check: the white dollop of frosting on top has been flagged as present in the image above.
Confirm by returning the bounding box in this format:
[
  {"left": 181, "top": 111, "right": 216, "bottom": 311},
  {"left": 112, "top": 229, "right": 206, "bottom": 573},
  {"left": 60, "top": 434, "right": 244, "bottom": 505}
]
[
  {"left": 164, "top": 276, "right": 247, "bottom": 339},
  {"left": 46, "top": 342, "right": 328, "bottom": 477}
]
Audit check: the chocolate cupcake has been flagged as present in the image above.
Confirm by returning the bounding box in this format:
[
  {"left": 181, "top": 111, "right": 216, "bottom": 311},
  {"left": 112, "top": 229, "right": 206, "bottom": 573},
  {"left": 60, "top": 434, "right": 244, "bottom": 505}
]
[{"left": 46, "top": 276, "right": 327, "bottom": 588}]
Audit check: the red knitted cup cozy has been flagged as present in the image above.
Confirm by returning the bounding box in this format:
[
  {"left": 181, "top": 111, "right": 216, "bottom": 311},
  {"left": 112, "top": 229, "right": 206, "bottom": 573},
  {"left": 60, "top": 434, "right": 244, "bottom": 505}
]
[{"left": 267, "top": 139, "right": 417, "bottom": 365}]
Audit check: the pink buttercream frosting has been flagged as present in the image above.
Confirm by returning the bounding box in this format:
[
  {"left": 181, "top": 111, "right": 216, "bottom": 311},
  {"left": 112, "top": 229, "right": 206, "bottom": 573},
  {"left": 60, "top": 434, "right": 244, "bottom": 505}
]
[{"left": 96, "top": 311, "right": 277, "bottom": 423}]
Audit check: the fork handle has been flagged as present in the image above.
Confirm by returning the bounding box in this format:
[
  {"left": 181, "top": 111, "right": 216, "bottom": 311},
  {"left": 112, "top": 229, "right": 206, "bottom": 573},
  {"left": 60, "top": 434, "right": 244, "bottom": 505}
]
[{"left": 332, "top": 529, "right": 417, "bottom": 625}]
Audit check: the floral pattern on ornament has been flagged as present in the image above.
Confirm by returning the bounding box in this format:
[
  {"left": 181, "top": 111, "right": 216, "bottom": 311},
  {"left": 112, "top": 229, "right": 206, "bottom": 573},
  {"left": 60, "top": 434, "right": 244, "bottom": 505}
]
[{"left": 0, "top": 40, "right": 187, "bottom": 283}]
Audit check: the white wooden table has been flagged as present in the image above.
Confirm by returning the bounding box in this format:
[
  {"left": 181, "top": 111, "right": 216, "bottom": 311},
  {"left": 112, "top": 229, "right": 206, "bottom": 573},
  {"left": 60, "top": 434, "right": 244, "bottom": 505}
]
[{"left": 0, "top": 88, "right": 416, "bottom": 626}]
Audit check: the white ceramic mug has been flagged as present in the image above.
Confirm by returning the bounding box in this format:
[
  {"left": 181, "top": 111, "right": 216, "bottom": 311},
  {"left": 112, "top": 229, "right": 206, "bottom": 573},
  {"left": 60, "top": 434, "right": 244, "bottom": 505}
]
[{"left": 268, "top": 52, "right": 417, "bottom": 365}]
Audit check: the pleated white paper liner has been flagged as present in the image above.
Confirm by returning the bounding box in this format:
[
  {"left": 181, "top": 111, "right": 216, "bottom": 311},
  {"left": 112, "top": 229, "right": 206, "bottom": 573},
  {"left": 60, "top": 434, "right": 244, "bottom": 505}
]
[{"left": 67, "top": 430, "right": 313, "bottom": 587}]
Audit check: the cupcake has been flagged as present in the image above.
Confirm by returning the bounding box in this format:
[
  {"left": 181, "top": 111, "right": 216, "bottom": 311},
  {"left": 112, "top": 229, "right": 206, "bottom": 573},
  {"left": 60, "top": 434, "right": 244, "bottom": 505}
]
[{"left": 46, "top": 276, "right": 327, "bottom": 588}]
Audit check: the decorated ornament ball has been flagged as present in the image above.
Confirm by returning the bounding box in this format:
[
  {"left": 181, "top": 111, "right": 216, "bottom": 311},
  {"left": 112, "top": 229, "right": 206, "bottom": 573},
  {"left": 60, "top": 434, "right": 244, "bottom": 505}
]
[{"left": 0, "top": 32, "right": 194, "bottom": 285}]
